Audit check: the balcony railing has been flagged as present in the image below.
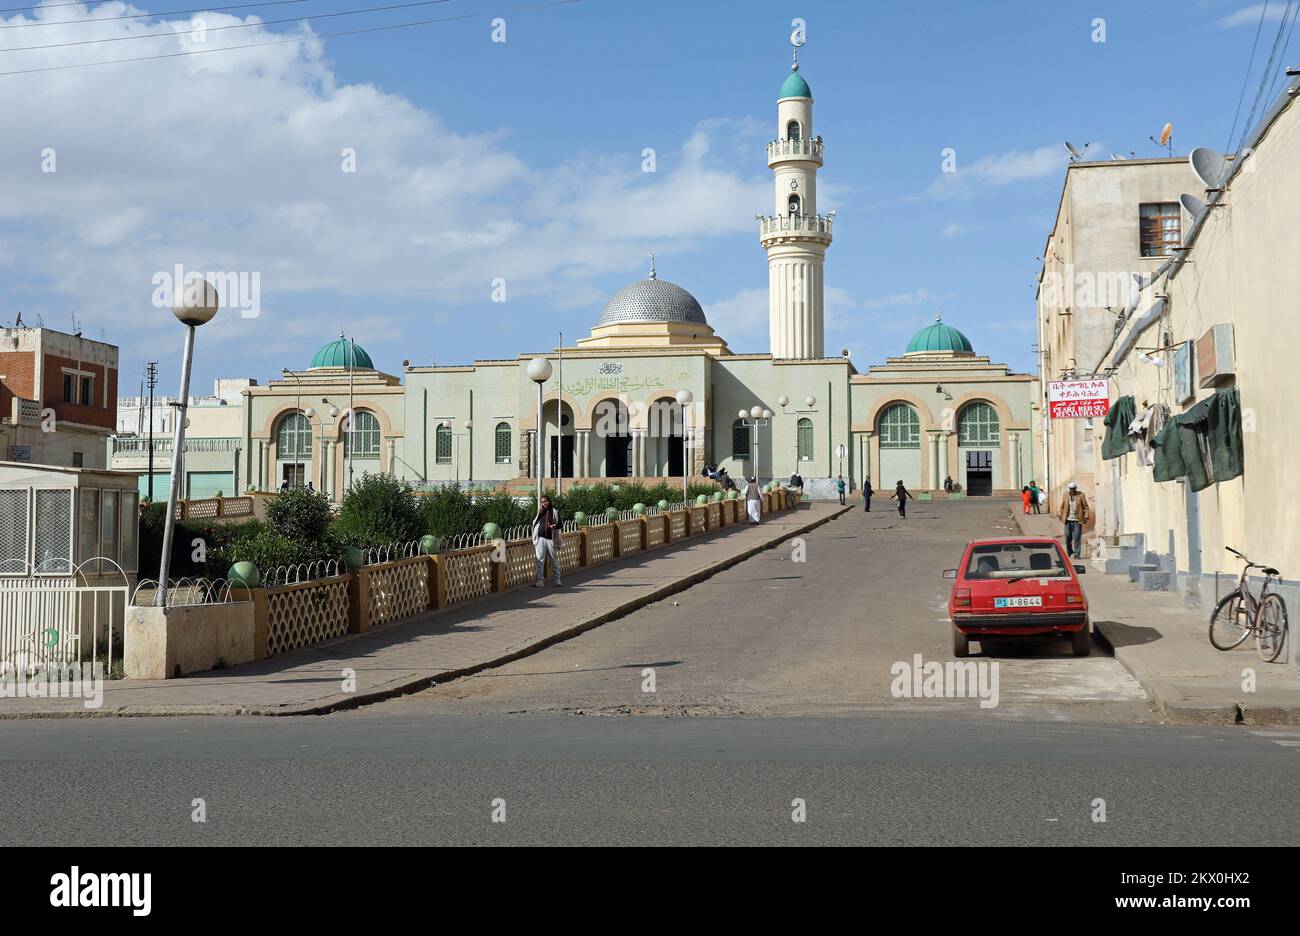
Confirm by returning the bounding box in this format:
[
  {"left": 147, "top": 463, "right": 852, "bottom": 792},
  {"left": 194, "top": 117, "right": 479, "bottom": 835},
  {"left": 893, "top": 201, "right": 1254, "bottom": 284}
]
[
  {"left": 767, "top": 137, "right": 824, "bottom": 164},
  {"left": 758, "top": 213, "right": 834, "bottom": 239},
  {"left": 10, "top": 398, "right": 40, "bottom": 425},
  {"left": 111, "top": 436, "right": 240, "bottom": 456}
]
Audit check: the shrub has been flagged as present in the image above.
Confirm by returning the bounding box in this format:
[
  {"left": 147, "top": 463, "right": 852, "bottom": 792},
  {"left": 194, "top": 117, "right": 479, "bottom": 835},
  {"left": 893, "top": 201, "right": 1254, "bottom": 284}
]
[
  {"left": 475, "top": 490, "right": 533, "bottom": 533},
  {"left": 265, "top": 485, "right": 334, "bottom": 541},
  {"left": 418, "top": 485, "right": 480, "bottom": 540},
  {"left": 334, "top": 474, "right": 424, "bottom": 548}
]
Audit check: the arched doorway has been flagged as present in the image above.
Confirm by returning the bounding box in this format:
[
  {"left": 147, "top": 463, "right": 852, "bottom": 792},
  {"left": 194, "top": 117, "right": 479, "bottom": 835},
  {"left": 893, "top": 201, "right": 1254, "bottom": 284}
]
[
  {"left": 957, "top": 401, "right": 1000, "bottom": 495},
  {"left": 878, "top": 403, "right": 921, "bottom": 490},
  {"left": 275, "top": 411, "right": 312, "bottom": 487},
  {"left": 648, "top": 397, "right": 685, "bottom": 476},
  {"left": 592, "top": 398, "right": 631, "bottom": 477},
  {"left": 543, "top": 400, "right": 575, "bottom": 479}
]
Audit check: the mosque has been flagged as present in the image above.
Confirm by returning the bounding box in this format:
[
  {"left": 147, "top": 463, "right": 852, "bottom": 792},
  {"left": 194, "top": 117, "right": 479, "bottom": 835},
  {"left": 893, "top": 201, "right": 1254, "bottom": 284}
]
[{"left": 236, "top": 50, "right": 1040, "bottom": 501}]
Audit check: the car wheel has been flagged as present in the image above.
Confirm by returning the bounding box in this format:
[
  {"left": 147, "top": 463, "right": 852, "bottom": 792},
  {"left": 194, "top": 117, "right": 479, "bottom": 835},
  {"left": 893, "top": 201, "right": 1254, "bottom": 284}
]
[
  {"left": 1071, "top": 625, "right": 1092, "bottom": 657},
  {"left": 952, "top": 625, "right": 970, "bottom": 658}
]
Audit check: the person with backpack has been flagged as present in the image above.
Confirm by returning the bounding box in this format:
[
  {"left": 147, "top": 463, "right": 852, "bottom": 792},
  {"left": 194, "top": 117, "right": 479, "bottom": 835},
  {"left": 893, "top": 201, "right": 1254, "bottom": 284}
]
[
  {"left": 891, "top": 480, "right": 912, "bottom": 518},
  {"left": 531, "top": 494, "right": 563, "bottom": 587}
]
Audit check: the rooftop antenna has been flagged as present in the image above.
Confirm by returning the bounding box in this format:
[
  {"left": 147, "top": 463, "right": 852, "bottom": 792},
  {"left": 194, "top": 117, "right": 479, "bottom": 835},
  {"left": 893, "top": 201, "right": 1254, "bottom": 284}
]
[
  {"left": 1149, "top": 122, "right": 1173, "bottom": 157},
  {"left": 71, "top": 312, "right": 81, "bottom": 337},
  {"left": 1064, "top": 141, "right": 1088, "bottom": 162}
]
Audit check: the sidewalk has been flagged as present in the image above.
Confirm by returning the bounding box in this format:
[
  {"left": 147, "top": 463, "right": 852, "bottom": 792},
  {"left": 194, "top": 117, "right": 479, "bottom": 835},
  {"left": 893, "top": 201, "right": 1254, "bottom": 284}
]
[
  {"left": 0, "top": 503, "right": 848, "bottom": 718},
  {"left": 1015, "top": 511, "right": 1300, "bottom": 725}
]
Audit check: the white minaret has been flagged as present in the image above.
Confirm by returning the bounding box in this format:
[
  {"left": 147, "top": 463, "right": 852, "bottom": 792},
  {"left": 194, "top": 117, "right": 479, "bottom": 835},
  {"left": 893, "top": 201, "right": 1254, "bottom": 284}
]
[{"left": 761, "top": 40, "right": 832, "bottom": 360}]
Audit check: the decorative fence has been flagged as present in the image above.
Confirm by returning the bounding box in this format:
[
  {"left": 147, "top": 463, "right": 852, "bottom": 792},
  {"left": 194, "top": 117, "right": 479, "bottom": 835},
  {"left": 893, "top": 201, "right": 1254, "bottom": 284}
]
[
  {"left": 173, "top": 495, "right": 254, "bottom": 522},
  {"left": 228, "top": 490, "right": 806, "bottom": 663},
  {"left": 255, "top": 574, "right": 350, "bottom": 657}
]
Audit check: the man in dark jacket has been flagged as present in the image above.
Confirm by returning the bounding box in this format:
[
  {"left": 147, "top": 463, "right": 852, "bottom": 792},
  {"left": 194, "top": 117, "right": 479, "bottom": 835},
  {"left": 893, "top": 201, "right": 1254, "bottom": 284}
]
[
  {"left": 531, "top": 495, "right": 563, "bottom": 587},
  {"left": 862, "top": 479, "right": 874, "bottom": 512},
  {"left": 891, "top": 480, "right": 912, "bottom": 518}
]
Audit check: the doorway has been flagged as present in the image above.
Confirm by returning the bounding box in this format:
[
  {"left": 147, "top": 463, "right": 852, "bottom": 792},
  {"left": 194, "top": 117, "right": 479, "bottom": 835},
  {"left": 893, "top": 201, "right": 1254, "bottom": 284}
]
[
  {"left": 964, "top": 450, "right": 992, "bottom": 496},
  {"left": 549, "top": 435, "right": 574, "bottom": 478},
  {"left": 280, "top": 463, "right": 306, "bottom": 487}
]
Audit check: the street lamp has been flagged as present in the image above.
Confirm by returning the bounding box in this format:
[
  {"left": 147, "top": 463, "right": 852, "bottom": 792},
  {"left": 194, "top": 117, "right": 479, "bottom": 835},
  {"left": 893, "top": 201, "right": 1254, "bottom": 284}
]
[
  {"left": 779, "top": 395, "right": 816, "bottom": 477},
  {"left": 157, "top": 276, "right": 219, "bottom": 607},
  {"left": 527, "top": 356, "right": 553, "bottom": 513},
  {"left": 676, "top": 388, "right": 693, "bottom": 501},
  {"left": 454, "top": 418, "right": 473, "bottom": 488},
  {"left": 737, "top": 404, "right": 771, "bottom": 483}
]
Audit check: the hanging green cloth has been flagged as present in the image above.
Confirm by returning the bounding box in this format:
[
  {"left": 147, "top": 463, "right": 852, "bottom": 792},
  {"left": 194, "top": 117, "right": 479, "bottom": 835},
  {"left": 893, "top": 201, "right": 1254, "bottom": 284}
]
[
  {"left": 1152, "top": 417, "right": 1186, "bottom": 482},
  {"left": 1164, "top": 388, "right": 1244, "bottom": 492},
  {"left": 1101, "top": 395, "right": 1136, "bottom": 460}
]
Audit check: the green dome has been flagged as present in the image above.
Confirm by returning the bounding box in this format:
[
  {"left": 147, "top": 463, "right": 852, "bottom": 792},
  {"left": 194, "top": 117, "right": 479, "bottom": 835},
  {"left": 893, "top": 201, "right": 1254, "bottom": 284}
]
[
  {"left": 905, "top": 318, "right": 975, "bottom": 355},
  {"left": 779, "top": 69, "right": 811, "bottom": 99},
  {"left": 310, "top": 334, "right": 373, "bottom": 370}
]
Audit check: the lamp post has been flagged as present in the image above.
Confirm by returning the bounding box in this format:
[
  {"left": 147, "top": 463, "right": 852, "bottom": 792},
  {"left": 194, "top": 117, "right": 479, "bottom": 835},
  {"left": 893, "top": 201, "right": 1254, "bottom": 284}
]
[
  {"left": 778, "top": 394, "right": 817, "bottom": 478},
  {"left": 676, "top": 389, "right": 693, "bottom": 501},
  {"left": 737, "top": 405, "right": 772, "bottom": 483},
  {"left": 157, "top": 276, "right": 219, "bottom": 607},
  {"left": 527, "top": 357, "right": 553, "bottom": 513},
  {"left": 454, "top": 419, "right": 473, "bottom": 488}
]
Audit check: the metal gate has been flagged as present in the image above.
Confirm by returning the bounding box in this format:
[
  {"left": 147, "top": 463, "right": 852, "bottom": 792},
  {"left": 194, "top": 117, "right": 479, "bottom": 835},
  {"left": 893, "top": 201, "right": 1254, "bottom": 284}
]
[{"left": 0, "top": 562, "right": 129, "bottom": 675}]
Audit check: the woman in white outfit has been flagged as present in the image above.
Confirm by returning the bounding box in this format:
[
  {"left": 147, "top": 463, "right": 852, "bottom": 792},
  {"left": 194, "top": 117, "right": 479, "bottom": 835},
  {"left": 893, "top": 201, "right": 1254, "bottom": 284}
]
[{"left": 744, "top": 477, "right": 762, "bottom": 525}]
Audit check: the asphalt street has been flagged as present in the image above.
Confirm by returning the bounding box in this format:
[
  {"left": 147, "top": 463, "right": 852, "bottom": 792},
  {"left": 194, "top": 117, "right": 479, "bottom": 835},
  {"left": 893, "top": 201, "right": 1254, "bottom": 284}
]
[{"left": 355, "top": 498, "right": 1155, "bottom": 722}]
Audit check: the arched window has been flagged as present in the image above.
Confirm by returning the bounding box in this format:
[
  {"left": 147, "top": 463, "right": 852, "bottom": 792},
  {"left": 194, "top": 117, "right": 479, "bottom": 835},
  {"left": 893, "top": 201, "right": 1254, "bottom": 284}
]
[
  {"left": 344, "top": 410, "right": 380, "bottom": 458},
  {"left": 495, "top": 422, "right": 512, "bottom": 464},
  {"left": 786, "top": 120, "right": 801, "bottom": 141},
  {"left": 732, "top": 419, "right": 750, "bottom": 458},
  {"left": 276, "top": 412, "right": 312, "bottom": 460},
  {"left": 958, "top": 402, "right": 1000, "bottom": 446},
  {"left": 878, "top": 404, "right": 920, "bottom": 448},
  {"left": 796, "top": 417, "right": 814, "bottom": 461},
  {"left": 788, "top": 194, "right": 802, "bottom": 216},
  {"left": 435, "top": 423, "right": 452, "bottom": 464}
]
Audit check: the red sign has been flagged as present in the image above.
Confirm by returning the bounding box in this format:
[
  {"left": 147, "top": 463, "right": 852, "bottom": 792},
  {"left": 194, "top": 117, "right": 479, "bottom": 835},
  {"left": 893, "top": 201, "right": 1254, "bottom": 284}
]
[{"left": 1048, "top": 379, "right": 1110, "bottom": 419}]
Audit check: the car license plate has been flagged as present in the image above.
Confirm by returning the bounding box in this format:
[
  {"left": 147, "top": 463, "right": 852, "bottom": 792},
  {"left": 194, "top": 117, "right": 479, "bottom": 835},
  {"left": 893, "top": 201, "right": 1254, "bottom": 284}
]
[{"left": 995, "top": 596, "right": 1042, "bottom": 608}]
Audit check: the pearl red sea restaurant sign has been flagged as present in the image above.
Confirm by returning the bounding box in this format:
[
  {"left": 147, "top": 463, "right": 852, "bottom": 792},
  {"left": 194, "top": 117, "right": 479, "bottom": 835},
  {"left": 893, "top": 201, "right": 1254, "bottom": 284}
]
[{"left": 1048, "top": 379, "right": 1111, "bottom": 419}]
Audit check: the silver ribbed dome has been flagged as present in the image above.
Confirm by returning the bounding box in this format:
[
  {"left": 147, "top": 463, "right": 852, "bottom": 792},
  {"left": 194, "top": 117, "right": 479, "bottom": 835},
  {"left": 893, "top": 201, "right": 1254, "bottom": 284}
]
[{"left": 599, "top": 277, "right": 708, "bottom": 326}]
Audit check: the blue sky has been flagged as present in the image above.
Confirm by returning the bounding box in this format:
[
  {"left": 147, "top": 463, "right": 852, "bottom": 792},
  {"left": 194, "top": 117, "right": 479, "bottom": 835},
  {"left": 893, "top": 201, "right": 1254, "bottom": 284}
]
[{"left": 0, "top": 0, "right": 1294, "bottom": 393}]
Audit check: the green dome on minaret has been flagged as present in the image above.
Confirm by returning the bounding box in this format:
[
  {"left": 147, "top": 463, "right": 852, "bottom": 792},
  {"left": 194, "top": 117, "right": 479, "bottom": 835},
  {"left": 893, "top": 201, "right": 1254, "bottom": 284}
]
[
  {"left": 310, "top": 333, "right": 374, "bottom": 370},
  {"left": 779, "top": 67, "right": 812, "bottom": 99},
  {"left": 905, "top": 314, "right": 975, "bottom": 355}
]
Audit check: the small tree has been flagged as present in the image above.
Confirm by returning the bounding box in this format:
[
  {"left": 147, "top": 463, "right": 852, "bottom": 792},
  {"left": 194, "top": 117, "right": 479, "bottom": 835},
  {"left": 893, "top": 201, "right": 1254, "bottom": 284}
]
[
  {"left": 265, "top": 485, "right": 334, "bottom": 541},
  {"left": 334, "top": 474, "right": 424, "bottom": 548}
]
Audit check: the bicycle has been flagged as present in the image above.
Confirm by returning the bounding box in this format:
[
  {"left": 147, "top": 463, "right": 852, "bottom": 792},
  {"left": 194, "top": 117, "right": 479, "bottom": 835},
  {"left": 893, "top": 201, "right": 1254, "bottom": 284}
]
[{"left": 1208, "top": 547, "right": 1289, "bottom": 662}]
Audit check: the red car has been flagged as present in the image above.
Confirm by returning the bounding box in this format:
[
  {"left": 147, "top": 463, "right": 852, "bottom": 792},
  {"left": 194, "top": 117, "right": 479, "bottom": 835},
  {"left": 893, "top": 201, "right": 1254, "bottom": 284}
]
[{"left": 944, "top": 537, "right": 1091, "bottom": 658}]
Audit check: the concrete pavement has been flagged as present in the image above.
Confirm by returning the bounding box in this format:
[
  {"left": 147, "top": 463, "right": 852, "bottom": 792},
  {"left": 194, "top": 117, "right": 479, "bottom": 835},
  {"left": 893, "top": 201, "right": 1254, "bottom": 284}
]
[
  {"left": 0, "top": 502, "right": 846, "bottom": 718},
  {"left": 1015, "top": 511, "right": 1300, "bottom": 725}
]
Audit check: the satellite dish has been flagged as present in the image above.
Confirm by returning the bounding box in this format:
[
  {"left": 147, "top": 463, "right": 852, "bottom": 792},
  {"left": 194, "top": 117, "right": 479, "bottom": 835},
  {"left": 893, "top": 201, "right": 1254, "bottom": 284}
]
[
  {"left": 1189, "top": 147, "right": 1227, "bottom": 189},
  {"left": 1110, "top": 153, "right": 1129, "bottom": 160},
  {"left": 1159, "top": 122, "right": 1173, "bottom": 146},
  {"left": 1064, "top": 141, "right": 1085, "bottom": 161},
  {"left": 1179, "top": 193, "right": 1206, "bottom": 221}
]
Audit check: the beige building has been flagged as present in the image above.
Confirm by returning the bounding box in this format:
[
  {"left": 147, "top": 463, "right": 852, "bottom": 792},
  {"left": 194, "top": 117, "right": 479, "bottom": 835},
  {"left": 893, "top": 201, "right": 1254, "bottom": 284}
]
[{"left": 1036, "top": 156, "right": 1199, "bottom": 519}]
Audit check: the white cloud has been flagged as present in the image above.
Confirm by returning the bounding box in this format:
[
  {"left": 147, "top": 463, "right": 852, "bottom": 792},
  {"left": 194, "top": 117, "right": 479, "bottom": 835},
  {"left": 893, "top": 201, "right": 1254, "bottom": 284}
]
[
  {"left": 703, "top": 287, "right": 768, "bottom": 344},
  {"left": 0, "top": 7, "right": 768, "bottom": 366},
  {"left": 861, "top": 288, "right": 932, "bottom": 310},
  {"left": 941, "top": 222, "right": 971, "bottom": 238},
  {"left": 1219, "top": 4, "right": 1288, "bottom": 28},
  {"left": 917, "top": 143, "right": 1100, "bottom": 200}
]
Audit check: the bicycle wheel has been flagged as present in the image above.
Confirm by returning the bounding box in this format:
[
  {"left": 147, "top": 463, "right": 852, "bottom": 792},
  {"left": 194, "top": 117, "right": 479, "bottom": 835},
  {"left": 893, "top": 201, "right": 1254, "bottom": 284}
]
[
  {"left": 1255, "top": 594, "right": 1289, "bottom": 663},
  {"left": 1209, "top": 593, "right": 1252, "bottom": 650}
]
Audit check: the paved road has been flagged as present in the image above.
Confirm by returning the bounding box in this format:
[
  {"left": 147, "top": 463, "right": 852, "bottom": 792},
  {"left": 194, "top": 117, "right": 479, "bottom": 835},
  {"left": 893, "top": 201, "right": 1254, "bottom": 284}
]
[
  {"left": 354, "top": 498, "right": 1155, "bottom": 723},
  {"left": 0, "top": 715, "right": 1295, "bottom": 845}
]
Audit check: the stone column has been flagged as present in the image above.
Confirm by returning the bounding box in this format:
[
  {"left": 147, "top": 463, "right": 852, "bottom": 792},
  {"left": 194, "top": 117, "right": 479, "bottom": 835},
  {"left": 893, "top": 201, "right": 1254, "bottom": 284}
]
[
  {"left": 929, "top": 433, "right": 940, "bottom": 490},
  {"left": 386, "top": 437, "right": 396, "bottom": 475},
  {"left": 256, "top": 440, "right": 266, "bottom": 490},
  {"left": 632, "top": 430, "right": 646, "bottom": 478},
  {"left": 937, "top": 431, "right": 950, "bottom": 491},
  {"left": 575, "top": 430, "right": 589, "bottom": 480},
  {"left": 1009, "top": 431, "right": 1021, "bottom": 491}
]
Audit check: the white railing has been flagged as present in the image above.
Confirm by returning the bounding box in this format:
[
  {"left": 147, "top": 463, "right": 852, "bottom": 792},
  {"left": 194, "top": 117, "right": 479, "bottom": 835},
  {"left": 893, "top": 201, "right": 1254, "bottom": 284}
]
[
  {"left": 758, "top": 213, "right": 834, "bottom": 238},
  {"left": 0, "top": 557, "right": 129, "bottom": 675},
  {"left": 767, "top": 137, "right": 824, "bottom": 163},
  {"left": 112, "top": 436, "right": 239, "bottom": 455}
]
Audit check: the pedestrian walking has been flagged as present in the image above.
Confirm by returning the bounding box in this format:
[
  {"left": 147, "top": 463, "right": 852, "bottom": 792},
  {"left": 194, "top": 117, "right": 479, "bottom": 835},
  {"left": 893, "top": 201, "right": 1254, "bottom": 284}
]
[
  {"left": 1021, "top": 485, "right": 1033, "bottom": 515},
  {"left": 531, "top": 494, "right": 563, "bottom": 587},
  {"left": 744, "top": 476, "right": 762, "bottom": 524},
  {"left": 836, "top": 474, "right": 846, "bottom": 505},
  {"left": 1057, "top": 481, "right": 1090, "bottom": 558},
  {"left": 862, "top": 478, "right": 873, "bottom": 512},
  {"left": 891, "top": 480, "right": 912, "bottom": 518}
]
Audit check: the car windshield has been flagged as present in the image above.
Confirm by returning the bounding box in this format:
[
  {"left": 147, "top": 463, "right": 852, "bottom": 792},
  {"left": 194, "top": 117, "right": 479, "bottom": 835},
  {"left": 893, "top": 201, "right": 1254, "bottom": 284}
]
[{"left": 964, "top": 543, "right": 1068, "bottom": 580}]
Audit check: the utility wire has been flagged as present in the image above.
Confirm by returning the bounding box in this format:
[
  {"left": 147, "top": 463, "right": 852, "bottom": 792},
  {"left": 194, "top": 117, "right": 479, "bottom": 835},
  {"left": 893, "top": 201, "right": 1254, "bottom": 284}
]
[
  {"left": 0, "top": 0, "right": 310, "bottom": 31},
  {"left": 1, "top": 0, "right": 453, "bottom": 52},
  {"left": 1262, "top": 2, "right": 1300, "bottom": 109},
  {"left": 1238, "top": 0, "right": 1296, "bottom": 152},
  {"left": 1225, "top": 0, "right": 1270, "bottom": 153},
  {"left": 0, "top": 0, "right": 578, "bottom": 76}
]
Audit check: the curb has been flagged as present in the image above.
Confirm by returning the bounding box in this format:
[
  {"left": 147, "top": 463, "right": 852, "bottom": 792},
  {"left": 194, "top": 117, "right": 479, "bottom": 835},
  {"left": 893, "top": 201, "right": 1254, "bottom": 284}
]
[
  {"left": 1093, "top": 622, "right": 1240, "bottom": 726},
  {"left": 8, "top": 504, "right": 850, "bottom": 719}
]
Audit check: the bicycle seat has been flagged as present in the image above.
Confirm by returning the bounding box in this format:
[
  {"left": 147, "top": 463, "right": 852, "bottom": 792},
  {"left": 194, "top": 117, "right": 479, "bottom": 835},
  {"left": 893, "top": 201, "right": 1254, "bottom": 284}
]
[{"left": 1263, "top": 566, "right": 1280, "bottom": 576}]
